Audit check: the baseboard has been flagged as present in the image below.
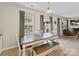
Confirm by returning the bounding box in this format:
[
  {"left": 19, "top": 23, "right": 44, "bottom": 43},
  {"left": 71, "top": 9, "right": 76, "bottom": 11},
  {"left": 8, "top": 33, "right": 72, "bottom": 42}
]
[{"left": 2, "top": 45, "right": 17, "bottom": 51}]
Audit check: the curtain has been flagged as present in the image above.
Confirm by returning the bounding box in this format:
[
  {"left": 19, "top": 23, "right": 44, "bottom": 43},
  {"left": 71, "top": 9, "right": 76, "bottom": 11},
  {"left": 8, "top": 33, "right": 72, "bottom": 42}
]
[
  {"left": 19, "top": 10, "right": 25, "bottom": 39},
  {"left": 50, "top": 16, "right": 53, "bottom": 32},
  {"left": 40, "top": 15, "right": 45, "bottom": 32}
]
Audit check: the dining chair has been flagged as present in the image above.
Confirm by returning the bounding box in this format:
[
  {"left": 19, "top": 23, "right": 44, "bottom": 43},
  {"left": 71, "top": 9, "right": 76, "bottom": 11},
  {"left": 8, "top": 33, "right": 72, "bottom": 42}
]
[{"left": 16, "top": 34, "right": 32, "bottom": 56}]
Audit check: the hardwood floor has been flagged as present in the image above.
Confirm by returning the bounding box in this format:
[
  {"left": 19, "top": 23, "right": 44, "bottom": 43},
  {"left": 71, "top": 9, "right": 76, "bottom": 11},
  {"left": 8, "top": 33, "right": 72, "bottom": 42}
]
[
  {"left": 0, "top": 48, "right": 18, "bottom": 56},
  {"left": 1, "top": 36, "right": 79, "bottom": 56},
  {"left": 59, "top": 36, "right": 79, "bottom": 56}
]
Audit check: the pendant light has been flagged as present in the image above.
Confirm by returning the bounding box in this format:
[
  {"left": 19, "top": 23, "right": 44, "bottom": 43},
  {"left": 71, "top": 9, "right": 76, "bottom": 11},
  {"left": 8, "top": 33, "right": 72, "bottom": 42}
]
[{"left": 45, "top": 2, "right": 53, "bottom": 15}]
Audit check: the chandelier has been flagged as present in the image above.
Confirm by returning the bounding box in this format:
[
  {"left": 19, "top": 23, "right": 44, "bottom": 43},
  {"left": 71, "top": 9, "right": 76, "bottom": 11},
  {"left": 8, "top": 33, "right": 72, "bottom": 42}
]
[{"left": 45, "top": 2, "right": 53, "bottom": 15}]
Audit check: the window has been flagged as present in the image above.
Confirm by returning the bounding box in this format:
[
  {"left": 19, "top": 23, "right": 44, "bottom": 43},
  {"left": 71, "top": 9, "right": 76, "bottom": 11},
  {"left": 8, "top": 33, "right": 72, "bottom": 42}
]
[
  {"left": 44, "top": 16, "right": 53, "bottom": 33},
  {"left": 45, "top": 21, "right": 51, "bottom": 32},
  {"left": 24, "top": 15, "right": 34, "bottom": 35}
]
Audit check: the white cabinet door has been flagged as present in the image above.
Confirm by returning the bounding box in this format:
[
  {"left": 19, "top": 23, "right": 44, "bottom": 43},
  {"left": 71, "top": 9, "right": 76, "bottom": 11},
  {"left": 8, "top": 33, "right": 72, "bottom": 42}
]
[{"left": 0, "top": 35, "right": 2, "bottom": 53}]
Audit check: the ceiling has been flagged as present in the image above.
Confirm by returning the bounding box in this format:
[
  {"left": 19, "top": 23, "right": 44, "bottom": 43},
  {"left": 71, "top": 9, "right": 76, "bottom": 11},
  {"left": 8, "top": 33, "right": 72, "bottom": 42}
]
[{"left": 17, "top": 2, "right": 79, "bottom": 17}]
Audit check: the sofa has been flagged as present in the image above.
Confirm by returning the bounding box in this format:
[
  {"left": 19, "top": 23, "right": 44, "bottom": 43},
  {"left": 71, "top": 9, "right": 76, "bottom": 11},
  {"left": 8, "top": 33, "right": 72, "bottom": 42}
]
[{"left": 63, "top": 29, "right": 76, "bottom": 36}]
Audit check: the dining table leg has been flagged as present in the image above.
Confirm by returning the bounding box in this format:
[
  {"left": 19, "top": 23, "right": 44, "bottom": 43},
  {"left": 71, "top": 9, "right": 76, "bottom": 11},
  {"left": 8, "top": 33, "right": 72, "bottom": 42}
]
[{"left": 23, "top": 45, "right": 26, "bottom": 56}]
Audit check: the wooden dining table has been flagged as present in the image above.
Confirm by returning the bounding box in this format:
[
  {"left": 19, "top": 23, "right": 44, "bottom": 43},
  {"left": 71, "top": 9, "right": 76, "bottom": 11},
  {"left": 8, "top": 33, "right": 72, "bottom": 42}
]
[{"left": 21, "top": 32, "right": 58, "bottom": 56}]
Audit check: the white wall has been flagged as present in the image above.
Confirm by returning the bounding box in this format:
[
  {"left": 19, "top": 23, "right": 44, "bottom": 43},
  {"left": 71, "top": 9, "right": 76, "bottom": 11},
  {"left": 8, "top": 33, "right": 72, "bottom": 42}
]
[
  {"left": 0, "top": 3, "right": 44, "bottom": 50},
  {"left": 0, "top": 3, "right": 20, "bottom": 49},
  {"left": 52, "top": 15, "right": 58, "bottom": 34},
  {"left": 0, "top": 3, "right": 67, "bottom": 50},
  {"left": 60, "top": 17, "right": 68, "bottom": 35},
  {"left": 0, "top": 5, "right": 3, "bottom": 34},
  {"left": 52, "top": 15, "right": 67, "bottom": 35}
]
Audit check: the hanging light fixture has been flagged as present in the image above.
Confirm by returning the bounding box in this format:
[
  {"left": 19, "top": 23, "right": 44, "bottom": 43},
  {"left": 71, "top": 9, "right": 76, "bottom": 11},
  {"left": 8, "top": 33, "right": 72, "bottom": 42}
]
[{"left": 45, "top": 2, "right": 53, "bottom": 15}]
